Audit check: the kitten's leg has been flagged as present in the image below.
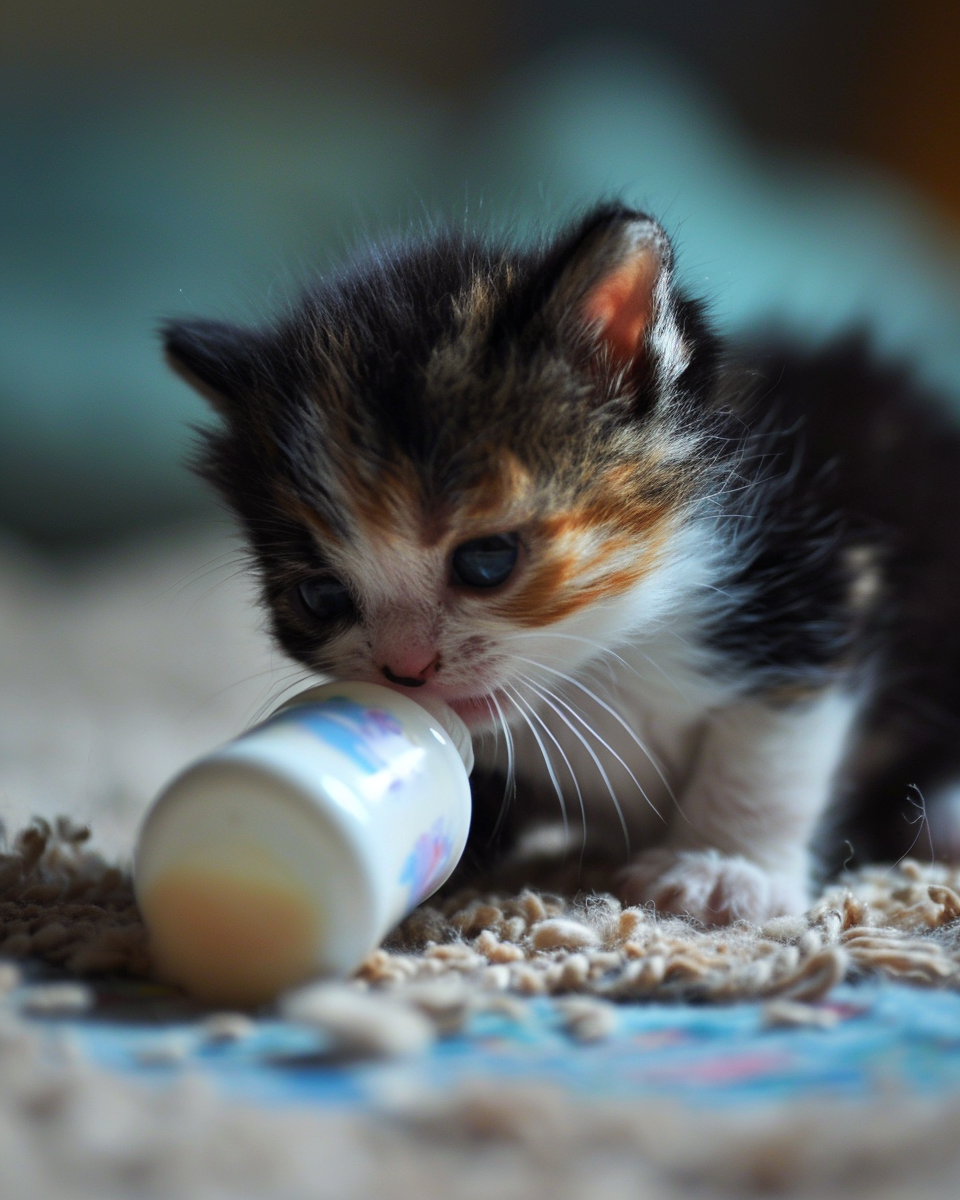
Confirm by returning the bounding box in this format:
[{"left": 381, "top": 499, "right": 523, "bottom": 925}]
[{"left": 619, "top": 687, "right": 859, "bottom": 923}]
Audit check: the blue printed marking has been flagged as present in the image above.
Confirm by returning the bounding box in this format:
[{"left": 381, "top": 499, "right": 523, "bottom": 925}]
[{"left": 272, "top": 697, "right": 406, "bottom": 775}]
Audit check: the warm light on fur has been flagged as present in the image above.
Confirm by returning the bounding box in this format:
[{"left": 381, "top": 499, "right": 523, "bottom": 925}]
[{"left": 164, "top": 203, "right": 960, "bottom": 925}]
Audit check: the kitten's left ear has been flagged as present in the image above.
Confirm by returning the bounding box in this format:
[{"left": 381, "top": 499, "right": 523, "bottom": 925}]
[
  {"left": 162, "top": 318, "right": 263, "bottom": 416},
  {"left": 547, "top": 206, "right": 677, "bottom": 373}
]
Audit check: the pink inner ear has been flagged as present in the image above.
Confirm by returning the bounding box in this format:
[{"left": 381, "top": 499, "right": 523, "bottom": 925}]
[{"left": 581, "top": 248, "right": 660, "bottom": 366}]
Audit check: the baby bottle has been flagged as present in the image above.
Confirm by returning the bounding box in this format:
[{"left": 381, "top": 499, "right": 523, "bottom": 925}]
[{"left": 134, "top": 682, "right": 473, "bottom": 1006}]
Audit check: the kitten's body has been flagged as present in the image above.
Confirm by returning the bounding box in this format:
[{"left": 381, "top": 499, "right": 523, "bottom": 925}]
[{"left": 164, "top": 205, "right": 960, "bottom": 924}]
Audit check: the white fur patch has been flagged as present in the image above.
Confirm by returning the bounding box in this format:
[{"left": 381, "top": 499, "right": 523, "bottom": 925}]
[
  {"left": 650, "top": 273, "right": 692, "bottom": 395},
  {"left": 619, "top": 688, "right": 861, "bottom": 923},
  {"left": 478, "top": 513, "right": 731, "bottom": 846}
]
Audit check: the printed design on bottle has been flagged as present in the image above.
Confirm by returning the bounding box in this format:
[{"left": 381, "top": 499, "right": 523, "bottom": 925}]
[
  {"left": 274, "top": 696, "right": 419, "bottom": 789},
  {"left": 400, "top": 818, "right": 454, "bottom": 906}
]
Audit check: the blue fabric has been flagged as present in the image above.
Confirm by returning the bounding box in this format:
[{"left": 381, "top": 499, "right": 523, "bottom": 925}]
[
  {"left": 51, "top": 982, "right": 960, "bottom": 1110},
  {"left": 5, "top": 48, "right": 960, "bottom": 538}
]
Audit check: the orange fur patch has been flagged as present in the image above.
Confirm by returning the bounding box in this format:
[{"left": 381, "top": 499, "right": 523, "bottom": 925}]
[
  {"left": 354, "top": 467, "right": 422, "bottom": 538},
  {"left": 461, "top": 453, "right": 536, "bottom": 528},
  {"left": 498, "top": 502, "right": 677, "bottom": 628},
  {"left": 497, "top": 555, "right": 647, "bottom": 626}
]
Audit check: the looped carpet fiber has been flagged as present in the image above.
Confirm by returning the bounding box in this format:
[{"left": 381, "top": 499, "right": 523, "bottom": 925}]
[
  {"left": 2, "top": 815, "right": 958, "bottom": 1004},
  {"left": 3, "top": 819, "right": 960, "bottom": 1198},
  {"left": 0, "top": 818, "right": 148, "bottom": 978}
]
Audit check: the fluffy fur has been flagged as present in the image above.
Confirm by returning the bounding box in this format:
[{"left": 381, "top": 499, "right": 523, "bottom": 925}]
[{"left": 163, "top": 203, "right": 960, "bottom": 924}]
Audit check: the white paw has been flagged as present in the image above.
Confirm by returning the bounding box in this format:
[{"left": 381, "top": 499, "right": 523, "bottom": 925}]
[{"left": 617, "top": 847, "right": 809, "bottom": 926}]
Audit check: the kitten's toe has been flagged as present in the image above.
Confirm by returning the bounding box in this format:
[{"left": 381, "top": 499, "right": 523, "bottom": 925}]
[{"left": 617, "top": 847, "right": 808, "bottom": 925}]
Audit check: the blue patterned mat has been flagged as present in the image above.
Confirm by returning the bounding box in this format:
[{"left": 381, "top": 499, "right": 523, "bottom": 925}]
[{"left": 30, "top": 981, "right": 960, "bottom": 1111}]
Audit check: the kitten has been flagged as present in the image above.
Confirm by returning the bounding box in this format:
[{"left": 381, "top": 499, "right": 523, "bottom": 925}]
[{"left": 162, "top": 203, "right": 960, "bottom": 925}]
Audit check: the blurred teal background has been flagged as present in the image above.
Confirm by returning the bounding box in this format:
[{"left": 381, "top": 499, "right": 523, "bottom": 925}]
[{"left": 3, "top": 1, "right": 960, "bottom": 546}]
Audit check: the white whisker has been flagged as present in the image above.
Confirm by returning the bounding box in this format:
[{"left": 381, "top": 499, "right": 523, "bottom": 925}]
[
  {"left": 520, "top": 672, "right": 664, "bottom": 826},
  {"left": 506, "top": 626, "right": 695, "bottom": 705},
  {"left": 476, "top": 694, "right": 497, "bottom": 759},
  {"left": 503, "top": 629, "right": 646, "bottom": 683},
  {"left": 519, "top": 674, "right": 632, "bottom": 855},
  {"left": 490, "top": 691, "right": 517, "bottom": 843},
  {"left": 509, "top": 680, "right": 589, "bottom": 861},
  {"left": 502, "top": 683, "right": 570, "bottom": 844},
  {"left": 514, "top": 656, "right": 678, "bottom": 813},
  {"left": 246, "top": 670, "right": 324, "bottom": 727}
]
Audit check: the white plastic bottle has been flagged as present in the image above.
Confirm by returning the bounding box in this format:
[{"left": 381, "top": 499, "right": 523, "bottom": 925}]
[{"left": 134, "top": 682, "right": 473, "bottom": 1006}]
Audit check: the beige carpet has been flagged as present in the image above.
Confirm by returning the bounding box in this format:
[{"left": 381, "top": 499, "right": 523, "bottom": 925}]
[
  {"left": 3, "top": 819, "right": 960, "bottom": 1199},
  {"left": 3, "top": 525, "right": 960, "bottom": 1199},
  {"left": 3, "top": 814, "right": 959, "bottom": 1003}
]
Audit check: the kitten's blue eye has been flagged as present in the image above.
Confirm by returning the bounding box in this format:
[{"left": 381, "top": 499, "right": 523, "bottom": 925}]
[
  {"left": 296, "top": 577, "right": 354, "bottom": 622},
  {"left": 451, "top": 533, "right": 520, "bottom": 589}
]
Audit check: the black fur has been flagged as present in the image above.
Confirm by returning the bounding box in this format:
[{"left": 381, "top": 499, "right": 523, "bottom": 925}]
[{"left": 716, "top": 336, "right": 960, "bottom": 863}]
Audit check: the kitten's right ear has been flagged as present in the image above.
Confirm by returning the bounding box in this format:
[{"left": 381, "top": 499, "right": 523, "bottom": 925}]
[
  {"left": 545, "top": 205, "right": 673, "bottom": 371},
  {"left": 162, "top": 318, "right": 261, "bottom": 416}
]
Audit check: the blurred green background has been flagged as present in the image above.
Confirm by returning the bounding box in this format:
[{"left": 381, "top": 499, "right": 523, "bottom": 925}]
[{"left": 3, "top": 0, "right": 960, "bottom": 547}]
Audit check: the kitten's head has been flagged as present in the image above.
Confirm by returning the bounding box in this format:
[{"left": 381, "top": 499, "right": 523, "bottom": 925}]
[{"left": 164, "top": 204, "right": 724, "bottom": 728}]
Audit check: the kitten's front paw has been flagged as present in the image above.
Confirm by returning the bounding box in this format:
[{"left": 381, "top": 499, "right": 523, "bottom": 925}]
[{"left": 617, "top": 848, "right": 808, "bottom": 925}]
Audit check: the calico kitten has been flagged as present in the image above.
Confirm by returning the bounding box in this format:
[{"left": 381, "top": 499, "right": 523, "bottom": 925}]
[{"left": 163, "top": 203, "right": 960, "bottom": 925}]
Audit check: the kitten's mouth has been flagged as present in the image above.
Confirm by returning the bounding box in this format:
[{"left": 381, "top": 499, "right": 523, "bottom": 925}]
[
  {"left": 447, "top": 691, "right": 507, "bottom": 730},
  {"left": 375, "top": 675, "right": 505, "bottom": 731}
]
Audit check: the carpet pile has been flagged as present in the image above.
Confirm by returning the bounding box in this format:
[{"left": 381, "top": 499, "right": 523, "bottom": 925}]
[{"left": 2, "top": 819, "right": 960, "bottom": 1198}]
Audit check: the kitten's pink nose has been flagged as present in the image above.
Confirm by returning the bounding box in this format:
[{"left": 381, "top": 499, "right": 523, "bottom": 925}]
[{"left": 380, "top": 654, "right": 440, "bottom": 689}]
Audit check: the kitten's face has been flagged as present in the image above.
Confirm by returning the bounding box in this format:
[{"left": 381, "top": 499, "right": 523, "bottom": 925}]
[
  {"left": 260, "top": 449, "right": 694, "bottom": 728},
  {"left": 164, "top": 206, "right": 722, "bottom": 729}
]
